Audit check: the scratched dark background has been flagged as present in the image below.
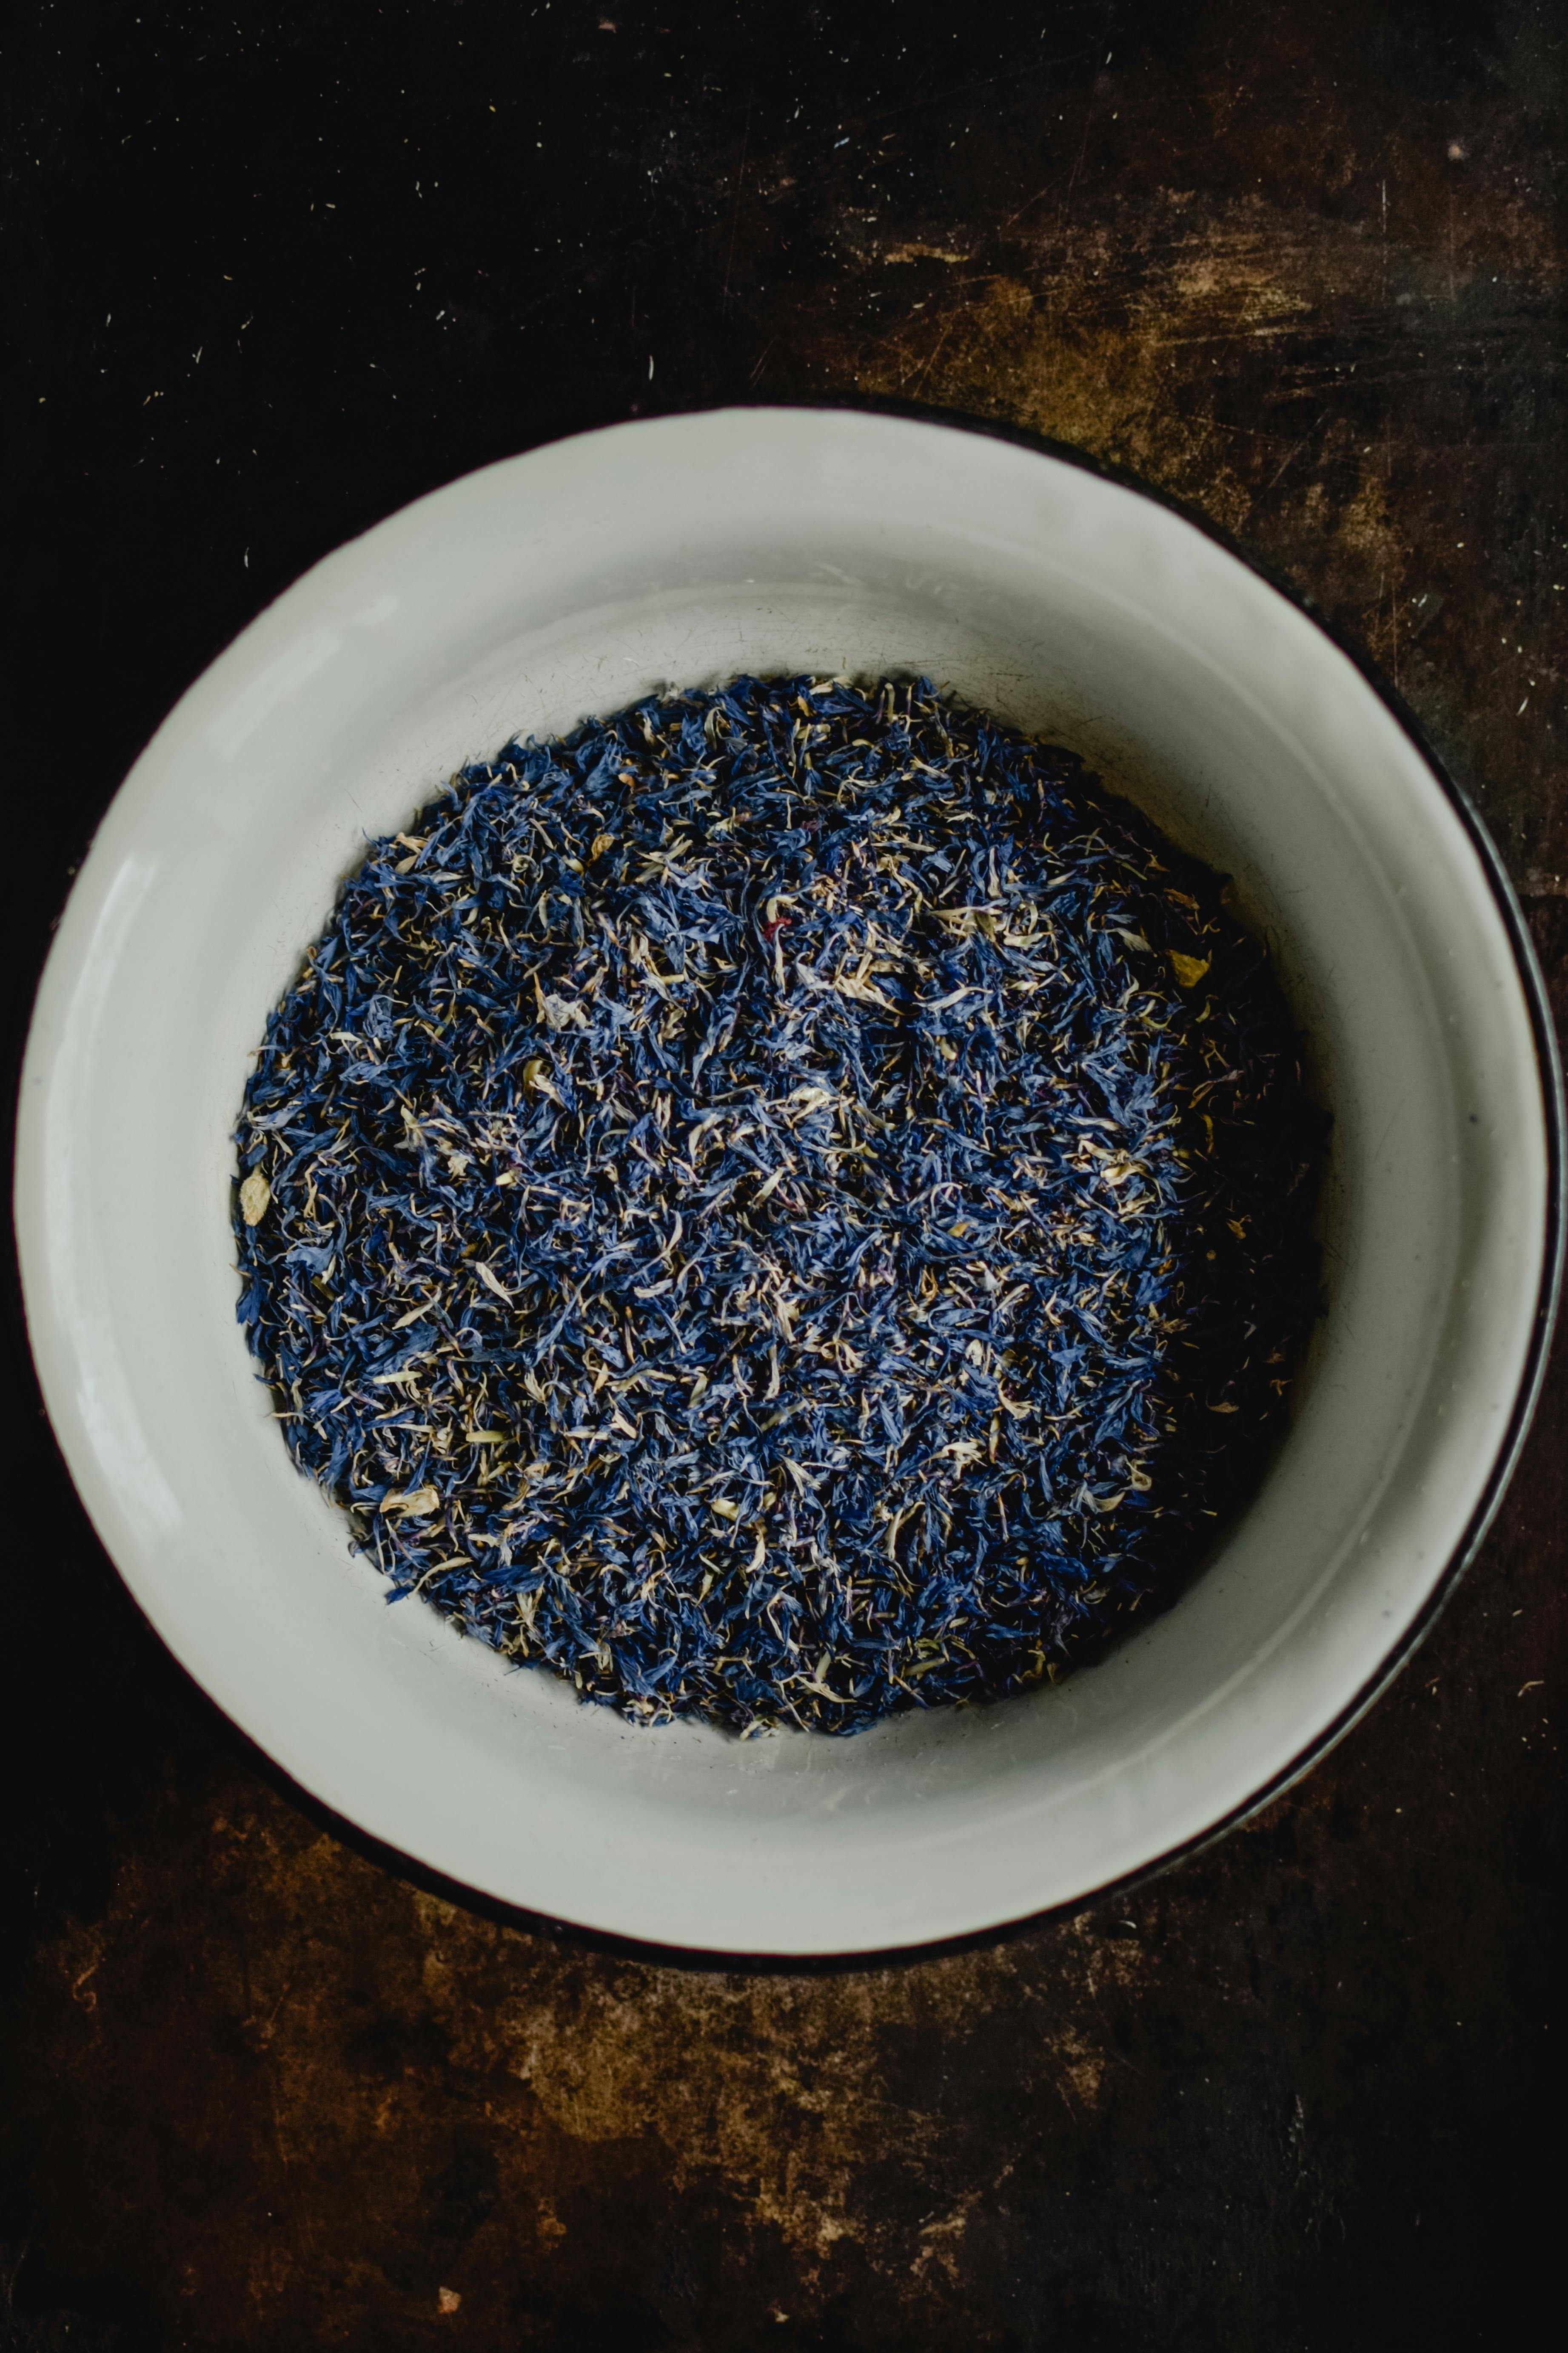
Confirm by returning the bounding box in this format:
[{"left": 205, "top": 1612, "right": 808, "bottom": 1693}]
[{"left": 3, "top": 2, "right": 1565, "bottom": 2347}]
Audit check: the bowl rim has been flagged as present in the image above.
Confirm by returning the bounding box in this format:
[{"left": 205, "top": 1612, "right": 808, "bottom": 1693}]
[{"left": 14, "top": 397, "right": 1566, "bottom": 1969}]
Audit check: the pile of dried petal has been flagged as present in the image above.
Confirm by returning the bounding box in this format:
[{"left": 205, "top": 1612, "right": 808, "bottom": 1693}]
[{"left": 235, "top": 676, "right": 1322, "bottom": 1734}]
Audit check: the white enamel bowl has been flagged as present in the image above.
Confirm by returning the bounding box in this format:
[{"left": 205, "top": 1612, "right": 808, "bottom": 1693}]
[{"left": 16, "top": 408, "right": 1562, "bottom": 1956}]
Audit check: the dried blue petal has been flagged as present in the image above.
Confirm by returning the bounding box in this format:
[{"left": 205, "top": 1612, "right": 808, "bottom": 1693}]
[{"left": 234, "top": 676, "right": 1324, "bottom": 1735}]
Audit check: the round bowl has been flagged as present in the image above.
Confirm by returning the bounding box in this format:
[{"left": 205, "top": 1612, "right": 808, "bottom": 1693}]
[{"left": 15, "top": 407, "right": 1562, "bottom": 1957}]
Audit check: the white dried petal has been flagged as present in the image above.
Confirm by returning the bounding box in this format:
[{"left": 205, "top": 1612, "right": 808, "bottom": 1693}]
[{"left": 534, "top": 974, "right": 589, "bottom": 1031}]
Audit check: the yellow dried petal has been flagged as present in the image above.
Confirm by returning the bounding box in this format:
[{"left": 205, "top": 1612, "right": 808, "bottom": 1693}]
[
  {"left": 383, "top": 1483, "right": 440, "bottom": 1516},
  {"left": 1169, "top": 952, "right": 1212, "bottom": 988},
  {"left": 239, "top": 1170, "right": 271, "bottom": 1226}
]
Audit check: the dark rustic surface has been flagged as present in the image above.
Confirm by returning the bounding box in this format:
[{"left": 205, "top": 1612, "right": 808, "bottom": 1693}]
[{"left": 3, "top": 5, "right": 1564, "bottom": 2348}]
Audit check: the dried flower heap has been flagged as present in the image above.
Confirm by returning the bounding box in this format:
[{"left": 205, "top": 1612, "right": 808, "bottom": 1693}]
[{"left": 236, "top": 677, "right": 1322, "bottom": 1733}]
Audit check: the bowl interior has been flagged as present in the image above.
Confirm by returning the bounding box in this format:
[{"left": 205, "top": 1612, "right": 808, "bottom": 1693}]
[{"left": 17, "top": 411, "right": 1552, "bottom": 1953}]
